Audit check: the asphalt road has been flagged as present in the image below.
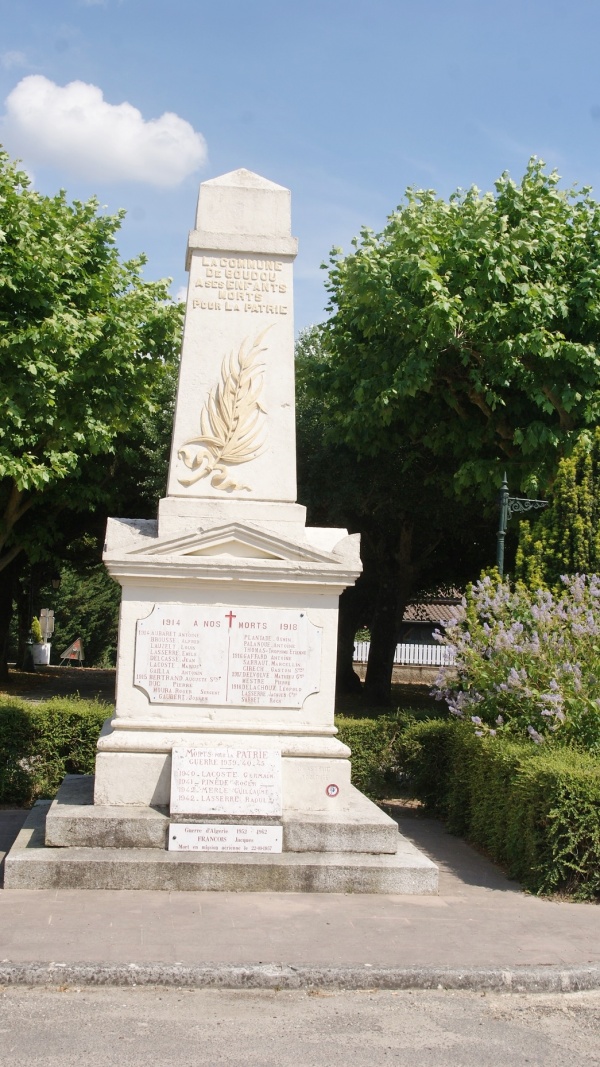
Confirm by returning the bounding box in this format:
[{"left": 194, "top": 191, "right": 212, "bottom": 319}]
[{"left": 0, "top": 987, "right": 599, "bottom": 1066}]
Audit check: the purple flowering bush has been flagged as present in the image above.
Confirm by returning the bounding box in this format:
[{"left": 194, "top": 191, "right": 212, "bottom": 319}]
[{"left": 433, "top": 574, "right": 600, "bottom": 752}]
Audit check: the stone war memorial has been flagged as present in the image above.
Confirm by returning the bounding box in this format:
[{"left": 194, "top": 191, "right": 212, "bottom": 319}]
[{"left": 5, "top": 169, "right": 438, "bottom": 893}]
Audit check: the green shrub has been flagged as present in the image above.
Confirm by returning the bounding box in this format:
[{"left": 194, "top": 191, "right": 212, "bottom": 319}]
[
  {"left": 434, "top": 573, "right": 600, "bottom": 751},
  {"left": 509, "top": 747, "right": 600, "bottom": 898},
  {"left": 0, "top": 702, "right": 36, "bottom": 805},
  {"left": 30, "top": 617, "right": 43, "bottom": 643},
  {"left": 335, "top": 715, "right": 400, "bottom": 799},
  {"left": 396, "top": 718, "right": 600, "bottom": 899},
  {"left": 0, "top": 695, "right": 109, "bottom": 805},
  {"left": 394, "top": 718, "right": 457, "bottom": 816}
]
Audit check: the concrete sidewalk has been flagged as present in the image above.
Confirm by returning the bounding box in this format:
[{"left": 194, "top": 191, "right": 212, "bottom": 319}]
[{"left": 1, "top": 804, "right": 598, "bottom": 989}]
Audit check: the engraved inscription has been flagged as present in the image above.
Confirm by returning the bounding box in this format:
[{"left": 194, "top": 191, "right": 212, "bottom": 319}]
[
  {"left": 168, "top": 823, "right": 283, "bottom": 853},
  {"left": 170, "top": 746, "right": 282, "bottom": 816},
  {"left": 192, "top": 254, "right": 288, "bottom": 315},
  {"left": 134, "top": 605, "right": 322, "bottom": 707}
]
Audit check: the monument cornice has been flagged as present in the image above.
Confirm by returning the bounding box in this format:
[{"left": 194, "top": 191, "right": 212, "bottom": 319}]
[
  {"left": 186, "top": 229, "right": 298, "bottom": 269},
  {"left": 103, "top": 557, "right": 360, "bottom": 591},
  {"left": 108, "top": 719, "right": 339, "bottom": 736},
  {"left": 97, "top": 727, "right": 350, "bottom": 760}
]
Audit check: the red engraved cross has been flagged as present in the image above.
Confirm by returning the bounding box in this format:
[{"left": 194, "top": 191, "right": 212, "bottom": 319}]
[{"left": 225, "top": 611, "right": 237, "bottom": 628}]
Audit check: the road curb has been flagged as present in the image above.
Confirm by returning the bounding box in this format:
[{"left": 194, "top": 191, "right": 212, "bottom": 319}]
[{"left": 1, "top": 962, "right": 599, "bottom": 992}]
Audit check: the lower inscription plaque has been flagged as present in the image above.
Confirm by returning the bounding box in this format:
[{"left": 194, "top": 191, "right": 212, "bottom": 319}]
[
  {"left": 168, "top": 824, "right": 283, "bottom": 853},
  {"left": 134, "top": 604, "right": 321, "bottom": 707}
]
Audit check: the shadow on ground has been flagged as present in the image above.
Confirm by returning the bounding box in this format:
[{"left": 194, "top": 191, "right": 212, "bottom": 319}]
[
  {"left": 384, "top": 801, "right": 523, "bottom": 895},
  {"left": 1, "top": 665, "right": 116, "bottom": 704}
]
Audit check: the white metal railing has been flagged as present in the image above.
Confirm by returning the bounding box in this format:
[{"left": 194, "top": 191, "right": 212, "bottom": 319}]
[{"left": 353, "top": 641, "right": 455, "bottom": 666}]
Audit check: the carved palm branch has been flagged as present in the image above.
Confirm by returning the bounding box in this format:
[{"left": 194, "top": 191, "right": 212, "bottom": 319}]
[{"left": 178, "top": 328, "right": 270, "bottom": 491}]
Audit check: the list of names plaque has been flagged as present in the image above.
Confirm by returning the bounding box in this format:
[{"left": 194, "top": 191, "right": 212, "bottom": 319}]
[
  {"left": 170, "top": 746, "right": 282, "bottom": 816},
  {"left": 134, "top": 604, "right": 321, "bottom": 707}
]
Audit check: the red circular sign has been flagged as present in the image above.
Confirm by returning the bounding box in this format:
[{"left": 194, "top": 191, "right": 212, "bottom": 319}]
[{"left": 325, "top": 783, "right": 340, "bottom": 798}]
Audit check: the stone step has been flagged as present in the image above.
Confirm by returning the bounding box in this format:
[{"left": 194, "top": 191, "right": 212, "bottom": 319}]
[
  {"left": 5, "top": 802, "right": 439, "bottom": 895},
  {"left": 45, "top": 776, "right": 402, "bottom": 854}
]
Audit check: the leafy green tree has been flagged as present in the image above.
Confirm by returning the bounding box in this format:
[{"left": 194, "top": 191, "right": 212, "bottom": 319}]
[
  {"left": 296, "top": 328, "right": 490, "bottom": 704},
  {"left": 516, "top": 427, "right": 600, "bottom": 589},
  {"left": 0, "top": 150, "right": 183, "bottom": 674},
  {"left": 23, "top": 360, "right": 180, "bottom": 669},
  {"left": 319, "top": 159, "right": 600, "bottom": 499},
  {"left": 107, "top": 356, "right": 179, "bottom": 514},
  {"left": 306, "top": 160, "right": 600, "bottom": 701},
  {"left": 40, "top": 555, "right": 121, "bottom": 667},
  {"left": 0, "top": 150, "right": 183, "bottom": 575},
  {"left": 4, "top": 350, "right": 180, "bottom": 673}
]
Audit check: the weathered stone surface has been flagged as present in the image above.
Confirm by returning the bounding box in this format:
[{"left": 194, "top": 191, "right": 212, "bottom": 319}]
[
  {"left": 0, "top": 962, "right": 599, "bottom": 993},
  {"left": 134, "top": 606, "right": 322, "bottom": 710},
  {"left": 283, "top": 792, "right": 400, "bottom": 855},
  {"left": 166, "top": 169, "right": 299, "bottom": 511},
  {"left": 5, "top": 804, "right": 438, "bottom": 894},
  {"left": 45, "top": 776, "right": 402, "bottom": 855},
  {"left": 93, "top": 750, "right": 355, "bottom": 808},
  {"left": 45, "top": 777, "right": 168, "bottom": 849}
]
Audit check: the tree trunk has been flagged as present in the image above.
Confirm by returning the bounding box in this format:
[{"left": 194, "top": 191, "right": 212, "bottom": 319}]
[
  {"left": 15, "top": 562, "right": 39, "bottom": 671},
  {"left": 0, "top": 559, "right": 18, "bottom": 681},
  {"left": 335, "top": 581, "right": 371, "bottom": 695},
  {"left": 363, "top": 579, "right": 402, "bottom": 706},
  {"left": 363, "top": 523, "right": 417, "bottom": 707}
]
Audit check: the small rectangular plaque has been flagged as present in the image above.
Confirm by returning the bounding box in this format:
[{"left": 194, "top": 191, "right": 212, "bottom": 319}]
[
  {"left": 168, "top": 823, "right": 283, "bottom": 853},
  {"left": 170, "top": 746, "right": 282, "bottom": 816}
]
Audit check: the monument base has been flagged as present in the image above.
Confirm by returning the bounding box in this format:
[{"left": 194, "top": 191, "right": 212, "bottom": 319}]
[{"left": 4, "top": 777, "right": 439, "bottom": 894}]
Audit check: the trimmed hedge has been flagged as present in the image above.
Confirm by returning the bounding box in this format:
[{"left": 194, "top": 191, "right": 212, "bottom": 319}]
[
  {"left": 0, "top": 695, "right": 109, "bottom": 805},
  {"left": 0, "top": 701, "right": 428, "bottom": 806},
  {"left": 335, "top": 715, "right": 400, "bottom": 798},
  {"left": 3, "top": 694, "right": 598, "bottom": 901},
  {"left": 0, "top": 698, "right": 400, "bottom": 806},
  {"left": 396, "top": 718, "right": 600, "bottom": 900}
]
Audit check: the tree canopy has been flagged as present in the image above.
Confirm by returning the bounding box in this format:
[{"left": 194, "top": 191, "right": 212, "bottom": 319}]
[
  {"left": 317, "top": 159, "right": 600, "bottom": 500},
  {"left": 516, "top": 427, "right": 600, "bottom": 590},
  {"left": 0, "top": 150, "right": 183, "bottom": 574},
  {"left": 296, "top": 327, "right": 490, "bottom": 703},
  {"left": 301, "top": 159, "right": 600, "bottom": 701}
]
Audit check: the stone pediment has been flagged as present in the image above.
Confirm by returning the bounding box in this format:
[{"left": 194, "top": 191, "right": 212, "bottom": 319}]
[
  {"left": 125, "top": 522, "right": 340, "bottom": 564},
  {"left": 201, "top": 168, "right": 287, "bottom": 192}
]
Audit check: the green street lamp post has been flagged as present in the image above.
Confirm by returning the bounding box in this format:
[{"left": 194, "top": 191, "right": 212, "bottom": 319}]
[{"left": 496, "top": 473, "right": 549, "bottom": 578}]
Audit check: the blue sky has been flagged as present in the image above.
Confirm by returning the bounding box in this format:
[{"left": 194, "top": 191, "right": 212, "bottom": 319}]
[{"left": 1, "top": 0, "right": 600, "bottom": 332}]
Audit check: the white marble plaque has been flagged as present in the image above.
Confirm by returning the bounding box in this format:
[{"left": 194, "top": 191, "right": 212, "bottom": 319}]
[
  {"left": 134, "top": 604, "right": 321, "bottom": 707},
  {"left": 168, "top": 823, "right": 283, "bottom": 853},
  {"left": 170, "top": 746, "right": 282, "bottom": 815}
]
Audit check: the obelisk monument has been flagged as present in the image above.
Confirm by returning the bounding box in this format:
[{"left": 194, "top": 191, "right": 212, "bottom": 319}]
[{"left": 5, "top": 170, "right": 438, "bottom": 893}]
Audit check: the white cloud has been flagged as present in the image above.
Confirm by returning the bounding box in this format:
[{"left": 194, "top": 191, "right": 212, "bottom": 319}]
[
  {"left": 1, "top": 76, "right": 207, "bottom": 187},
  {"left": 175, "top": 285, "right": 188, "bottom": 303}
]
